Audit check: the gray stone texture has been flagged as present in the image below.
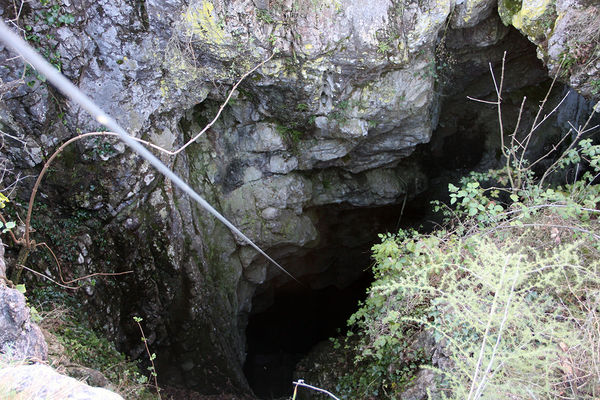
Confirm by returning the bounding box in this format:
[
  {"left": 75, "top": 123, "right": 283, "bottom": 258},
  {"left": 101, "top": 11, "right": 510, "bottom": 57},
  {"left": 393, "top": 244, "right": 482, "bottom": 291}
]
[
  {"left": 0, "top": 283, "right": 47, "bottom": 362},
  {"left": 0, "top": 364, "right": 124, "bottom": 400},
  {"left": 0, "top": 0, "right": 597, "bottom": 394}
]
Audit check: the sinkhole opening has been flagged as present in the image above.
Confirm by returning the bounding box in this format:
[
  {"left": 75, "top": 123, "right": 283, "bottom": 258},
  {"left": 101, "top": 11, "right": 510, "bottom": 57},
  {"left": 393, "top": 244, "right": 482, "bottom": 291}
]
[
  {"left": 244, "top": 273, "right": 371, "bottom": 399},
  {"left": 242, "top": 203, "right": 425, "bottom": 399}
]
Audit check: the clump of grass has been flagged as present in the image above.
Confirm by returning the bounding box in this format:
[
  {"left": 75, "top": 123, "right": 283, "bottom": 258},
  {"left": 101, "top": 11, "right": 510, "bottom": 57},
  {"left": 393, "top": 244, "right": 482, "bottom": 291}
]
[{"left": 33, "top": 286, "right": 157, "bottom": 399}]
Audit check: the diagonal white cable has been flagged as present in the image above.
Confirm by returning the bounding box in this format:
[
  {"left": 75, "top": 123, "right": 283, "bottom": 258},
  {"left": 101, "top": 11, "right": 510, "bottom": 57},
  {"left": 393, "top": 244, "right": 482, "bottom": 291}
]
[{"left": 0, "top": 20, "right": 301, "bottom": 284}]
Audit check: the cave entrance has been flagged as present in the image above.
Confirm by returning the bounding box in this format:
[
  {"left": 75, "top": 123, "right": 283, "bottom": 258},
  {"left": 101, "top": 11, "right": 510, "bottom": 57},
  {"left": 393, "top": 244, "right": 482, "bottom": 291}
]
[
  {"left": 242, "top": 203, "right": 421, "bottom": 398},
  {"left": 244, "top": 276, "right": 371, "bottom": 398}
]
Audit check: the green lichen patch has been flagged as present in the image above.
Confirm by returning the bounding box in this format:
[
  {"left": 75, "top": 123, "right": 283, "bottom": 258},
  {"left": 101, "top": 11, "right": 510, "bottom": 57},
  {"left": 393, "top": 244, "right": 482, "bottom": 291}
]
[
  {"left": 182, "top": 1, "right": 227, "bottom": 45},
  {"left": 499, "top": 0, "right": 557, "bottom": 43}
]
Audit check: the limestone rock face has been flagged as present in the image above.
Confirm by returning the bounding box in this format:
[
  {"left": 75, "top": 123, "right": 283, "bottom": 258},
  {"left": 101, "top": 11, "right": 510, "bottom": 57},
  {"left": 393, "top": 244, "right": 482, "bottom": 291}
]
[
  {"left": 0, "top": 0, "right": 593, "bottom": 394},
  {"left": 499, "top": 0, "right": 600, "bottom": 98},
  {"left": 0, "top": 280, "right": 47, "bottom": 361},
  {"left": 451, "top": 0, "right": 497, "bottom": 28},
  {"left": 0, "top": 364, "right": 124, "bottom": 400}
]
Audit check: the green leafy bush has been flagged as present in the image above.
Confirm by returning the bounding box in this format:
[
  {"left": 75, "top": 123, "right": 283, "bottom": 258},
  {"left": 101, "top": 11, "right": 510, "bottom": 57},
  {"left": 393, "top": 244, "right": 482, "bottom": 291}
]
[
  {"left": 337, "top": 157, "right": 600, "bottom": 398},
  {"left": 333, "top": 63, "right": 600, "bottom": 399},
  {"left": 369, "top": 223, "right": 599, "bottom": 397}
]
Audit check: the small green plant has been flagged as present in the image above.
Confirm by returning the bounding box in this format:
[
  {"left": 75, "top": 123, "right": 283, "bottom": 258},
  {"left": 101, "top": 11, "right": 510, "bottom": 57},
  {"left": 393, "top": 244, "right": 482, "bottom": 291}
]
[
  {"left": 591, "top": 79, "right": 600, "bottom": 94},
  {"left": 296, "top": 103, "right": 309, "bottom": 111},
  {"left": 22, "top": 0, "right": 76, "bottom": 86},
  {"left": 417, "top": 59, "right": 451, "bottom": 83},
  {"left": 89, "top": 137, "right": 117, "bottom": 159},
  {"left": 256, "top": 9, "right": 275, "bottom": 24},
  {"left": 559, "top": 49, "right": 577, "bottom": 76},
  {"left": 276, "top": 124, "right": 304, "bottom": 147},
  {"left": 327, "top": 100, "right": 352, "bottom": 124},
  {"left": 133, "top": 316, "right": 162, "bottom": 400},
  {"left": 40, "top": 4, "right": 75, "bottom": 27},
  {"left": 377, "top": 41, "right": 391, "bottom": 54}
]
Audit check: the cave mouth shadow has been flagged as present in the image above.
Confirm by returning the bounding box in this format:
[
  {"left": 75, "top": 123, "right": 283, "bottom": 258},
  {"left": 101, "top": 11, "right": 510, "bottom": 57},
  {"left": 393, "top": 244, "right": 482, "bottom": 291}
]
[
  {"left": 242, "top": 203, "right": 420, "bottom": 399},
  {"left": 243, "top": 273, "right": 372, "bottom": 399}
]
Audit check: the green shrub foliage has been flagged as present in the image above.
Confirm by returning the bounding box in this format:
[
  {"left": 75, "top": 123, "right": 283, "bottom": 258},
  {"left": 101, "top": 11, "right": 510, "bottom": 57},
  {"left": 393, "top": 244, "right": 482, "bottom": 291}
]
[{"left": 335, "top": 106, "right": 600, "bottom": 398}]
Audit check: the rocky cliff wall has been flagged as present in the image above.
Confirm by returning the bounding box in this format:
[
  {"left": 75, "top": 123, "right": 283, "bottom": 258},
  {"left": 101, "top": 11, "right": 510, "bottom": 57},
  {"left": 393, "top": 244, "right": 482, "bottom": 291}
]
[{"left": 0, "top": 0, "right": 598, "bottom": 395}]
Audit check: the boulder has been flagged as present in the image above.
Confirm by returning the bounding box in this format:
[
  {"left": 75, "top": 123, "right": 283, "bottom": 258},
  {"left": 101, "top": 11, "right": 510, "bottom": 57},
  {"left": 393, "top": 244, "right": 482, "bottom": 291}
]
[
  {"left": 0, "top": 280, "right": 47, "bottom": 361},
  {"left": 0, "top": 364, "right": 124, "bottom": 400}
]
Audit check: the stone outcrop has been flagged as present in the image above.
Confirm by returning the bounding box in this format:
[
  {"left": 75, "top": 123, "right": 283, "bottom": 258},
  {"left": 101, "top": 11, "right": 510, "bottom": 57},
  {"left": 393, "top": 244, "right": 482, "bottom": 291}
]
[
  {"left": 499, "top": 0, "right": 600, "bottom": 98},
  {"left": 0, "top": 239, "right": 125, "bottom": 399},
  {"left": 0, "top": 0, "right": 598, "bottom": 395},
  {"left": 0, "top": 241, "right": 47, "bottom": 362},
  {"left": 0, "top": 364, "right": 124, "bottom": 400},
  {"left": 0, "top": 284, "right": 47, "bottom": 361}
]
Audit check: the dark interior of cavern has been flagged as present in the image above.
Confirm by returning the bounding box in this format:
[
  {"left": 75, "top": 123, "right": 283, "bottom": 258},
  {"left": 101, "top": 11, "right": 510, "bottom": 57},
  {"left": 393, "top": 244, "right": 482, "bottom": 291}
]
[
  {"left": 244, "top": 273, "right": 370, "bottom": 398},
  {"left": 243, "top": 203, "right": 417, "bottom": 398}
]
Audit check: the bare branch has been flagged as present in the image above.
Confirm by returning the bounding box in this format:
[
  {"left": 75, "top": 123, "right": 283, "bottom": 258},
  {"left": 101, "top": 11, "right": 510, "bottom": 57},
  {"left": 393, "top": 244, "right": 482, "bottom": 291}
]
[
  {"left": 37, "top": 242, "right": 132, "bottom": 285},
  {"left": 530, "top": 91, "right": 570, "bottom": 133},
  {"left": 538, "top": 108, "right": 598, "bottom": 188},
  {"left": 19, "top": 265, "right": 79, "bottom": 290},
  {"left": 466, "top": 97, "right": 499, "bottom": 105}
]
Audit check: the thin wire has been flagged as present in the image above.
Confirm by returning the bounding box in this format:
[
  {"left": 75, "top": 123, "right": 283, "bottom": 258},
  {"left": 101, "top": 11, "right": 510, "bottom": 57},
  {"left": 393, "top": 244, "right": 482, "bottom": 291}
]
[
  {"left": 293, "top": 380, "right": 341, "bottom": 400},
  {"left": 0, "top": 20, "right": 301, "bottom": 285}
]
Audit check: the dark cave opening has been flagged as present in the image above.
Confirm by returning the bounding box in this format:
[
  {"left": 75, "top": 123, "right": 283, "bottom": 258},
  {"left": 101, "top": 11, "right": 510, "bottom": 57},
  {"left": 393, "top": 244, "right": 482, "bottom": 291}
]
[
  {"left": 242, "top": 203, "right": 425, "bottom": 399},
  {"left": 243, "top": 275, "right": 371, "bottom": 399},
  {"left": 239, "top": 76, "right": 589, "bottom": 398},
  {"left": 240, "top": 88, "right": 506, "bottom": 398}
]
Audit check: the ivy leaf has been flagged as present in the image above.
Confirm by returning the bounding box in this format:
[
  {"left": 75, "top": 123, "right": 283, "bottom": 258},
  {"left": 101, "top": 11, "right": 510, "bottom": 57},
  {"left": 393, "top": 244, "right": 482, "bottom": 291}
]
[{"left": 0, "top": 192, "right": 9, "bottom": 208}]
